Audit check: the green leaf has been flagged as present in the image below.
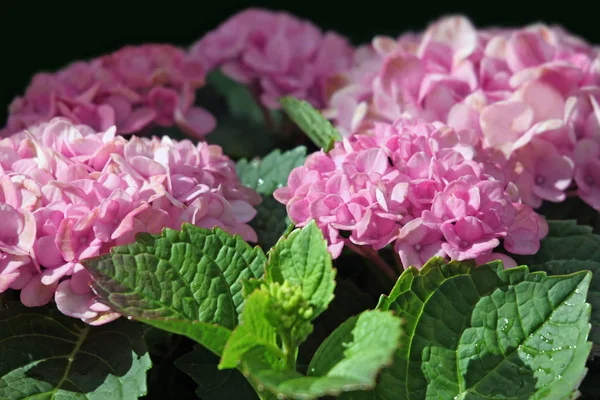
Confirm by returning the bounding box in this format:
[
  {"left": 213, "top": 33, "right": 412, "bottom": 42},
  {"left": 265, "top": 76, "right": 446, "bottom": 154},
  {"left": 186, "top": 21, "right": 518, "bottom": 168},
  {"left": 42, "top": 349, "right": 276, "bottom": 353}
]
[
  {"left": 141, "top": 319, "right": 231, "bottom": 356},
  {"left": 514, "top": 219, "right": 600, "bottom": 346},
  {"left": 300, "top": 279, "right": 376, "bottom": 370},
  {"left": 236, "top": 146, "right": 307, "bottom": 195},
  {"left": 219, "top": 290, "right": 280, "bottom": 369},
  {"left": 85, "top": 224, "right": 266, "bottom": 328},
  {"left": 176, "top": 345, "right": 258, "bottom": 400},
  {"left": 267, "top": 220, "right": 336, "bottom": 319},
  {"left": 280, "top": 97, "right": 342, "bottom": 152},
  {"left": 207, "top": 71, "right": 263, "bottom": 124},
  {"left": 207, "top": 119, "right": 277, "bottom": 160},
  {"left": 84, "top": 224, "right": 266, "bottom": 356},
  {"left": 243, "top": 278, "right": 266, "bottom": 298},
  {"left": 199, "top": 71, "right": 281, "bottom": 160},
  {"left": 374, "top": 257, "right": 592, "bottom": 400},
  {"left": 239, "top": 310, "right": 402, "bottom": 400},
  {"left": 376, "top": 265, "right": 421, "bottom": 311},
  {"left": 0, "top": 303, "right": 151, "bottom": 399},
  {"left": 249, "top": 195, "right": 293, "bottom": 251},
  {"left": 236, "top": 146, "right": 306, "bottom": 250}
]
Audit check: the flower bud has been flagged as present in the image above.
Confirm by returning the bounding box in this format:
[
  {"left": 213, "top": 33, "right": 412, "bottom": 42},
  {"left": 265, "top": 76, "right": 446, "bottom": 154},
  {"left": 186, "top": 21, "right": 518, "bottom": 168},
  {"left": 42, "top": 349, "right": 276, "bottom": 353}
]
[{"left": 260, "top": 280, "right": 314, "bottom": 346}]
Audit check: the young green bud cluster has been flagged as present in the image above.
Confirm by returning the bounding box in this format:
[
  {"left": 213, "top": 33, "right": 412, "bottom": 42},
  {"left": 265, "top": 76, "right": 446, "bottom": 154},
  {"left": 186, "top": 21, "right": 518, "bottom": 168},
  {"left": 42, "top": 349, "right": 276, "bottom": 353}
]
[{"left": 261, "top": 280, "right": 314, "bottom": 346}]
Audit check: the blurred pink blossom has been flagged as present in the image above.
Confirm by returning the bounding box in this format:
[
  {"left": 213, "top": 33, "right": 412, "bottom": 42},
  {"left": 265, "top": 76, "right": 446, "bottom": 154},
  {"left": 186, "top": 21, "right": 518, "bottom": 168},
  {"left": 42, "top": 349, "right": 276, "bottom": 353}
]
[
  {"left": 190, "top": 8, "right": 354, "bottom": 109},
  {"left": 3, "top": 45, "right": 215, "bottom": 139}
]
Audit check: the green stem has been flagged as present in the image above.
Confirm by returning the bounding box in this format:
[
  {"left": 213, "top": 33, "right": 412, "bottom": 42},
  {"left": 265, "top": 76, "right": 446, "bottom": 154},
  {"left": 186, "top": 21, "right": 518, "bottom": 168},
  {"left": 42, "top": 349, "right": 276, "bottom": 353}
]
[
  {"left": 257, "top": 392, "right": 272, "bottom": 400},
  {"left": 280, "top": 330, "right": 297, "bottom": 370}
]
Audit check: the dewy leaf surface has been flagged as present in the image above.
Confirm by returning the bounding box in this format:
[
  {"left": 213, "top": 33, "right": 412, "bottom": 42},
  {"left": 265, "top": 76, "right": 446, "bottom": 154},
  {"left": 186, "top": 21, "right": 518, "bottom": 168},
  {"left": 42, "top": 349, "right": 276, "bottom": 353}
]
[
  {"left": 373, "top": 258, "right": 592, "bottom": 400},
  {"left": 236, "top": 146, "right": 307, "bottom": 195},
  {"left": 267, "top": 221, "right": 336, "bottom": 319},
  {"left": 514, "top": 219, "right": 600, "bottom": 345},
  {"left": 280, "top": 97, "right": 342, "bottom": 152},
  {"left": 0, "top": 303, "right": 151, "bottom": 400},
  {"left": 240, "top": 310, "right": 402, "bottom": 400}
]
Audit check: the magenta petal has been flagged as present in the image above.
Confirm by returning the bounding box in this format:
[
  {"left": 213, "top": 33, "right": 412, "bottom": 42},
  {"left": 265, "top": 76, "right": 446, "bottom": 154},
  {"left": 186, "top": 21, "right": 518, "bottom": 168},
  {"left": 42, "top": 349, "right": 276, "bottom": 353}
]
[{"left": 147, "top": 87, "right": 179, "bottom": 125}]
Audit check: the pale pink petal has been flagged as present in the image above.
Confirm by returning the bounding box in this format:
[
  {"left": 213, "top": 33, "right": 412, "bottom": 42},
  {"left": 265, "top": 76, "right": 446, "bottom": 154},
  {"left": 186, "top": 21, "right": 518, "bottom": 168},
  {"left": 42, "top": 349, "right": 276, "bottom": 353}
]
[
  {"left": 55, "top": 280, "right": 97, "bottom": 319},
  {"left": 82, "top": 311, "right": 121, "bottom": 326},
  {"left": 119, "top": 107, "right": 157, "bottom": 134},
  {"left": 480, "top": 101, "right": 534, "bottom": 155},
  {"left": 21, "top": 276, "right": 58, "bottom": 307},
  {"left": 174, "top": 107, "right": 216, "bottom": 139},
  {"left": 40, "top": 262, "right": 75, "bottom": 285}
]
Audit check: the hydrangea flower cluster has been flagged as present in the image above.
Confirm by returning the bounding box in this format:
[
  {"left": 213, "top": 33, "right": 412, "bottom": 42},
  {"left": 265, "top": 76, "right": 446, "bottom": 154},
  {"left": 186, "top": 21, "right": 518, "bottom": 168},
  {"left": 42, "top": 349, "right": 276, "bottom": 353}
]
[
  {"left": 2, "top": 44, "right": 216, "bottom": 139},
  {"left": 323, "top": 15, "right": 600, "bottom": 210},
  {"left": 0, "top": 118, "right": 260, "bottom": 325},
  {"left": 189, "top": 8, "right": 354, "bottom": 109},
  {"left": 274, "top": 116, "right": 548, "bottom": 268}
]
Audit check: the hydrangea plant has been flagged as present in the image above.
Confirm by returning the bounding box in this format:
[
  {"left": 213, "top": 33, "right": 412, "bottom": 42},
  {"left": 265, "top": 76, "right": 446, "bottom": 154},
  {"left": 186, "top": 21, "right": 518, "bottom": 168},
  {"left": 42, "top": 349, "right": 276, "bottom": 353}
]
[{"left": 1, "top": 7, "right": 600, "bottom": 400}]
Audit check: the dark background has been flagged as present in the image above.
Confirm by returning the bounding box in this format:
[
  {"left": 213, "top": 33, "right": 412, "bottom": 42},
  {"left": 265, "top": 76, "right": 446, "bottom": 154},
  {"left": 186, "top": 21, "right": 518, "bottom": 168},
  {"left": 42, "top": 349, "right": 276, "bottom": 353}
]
[{"left": 1, "top": 1, "right": 598, "bottom": 123}]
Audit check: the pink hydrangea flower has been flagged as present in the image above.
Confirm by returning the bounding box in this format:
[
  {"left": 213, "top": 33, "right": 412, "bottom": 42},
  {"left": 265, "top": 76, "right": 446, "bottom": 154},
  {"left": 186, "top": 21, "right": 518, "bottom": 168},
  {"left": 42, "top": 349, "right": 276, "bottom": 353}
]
[
  {"left": 2, "top": 45, "right": 215, "bottom": 139},
  {"left": 324, "top": 15, "right": 600, "bottom": 211},
  {"left": 274, "top": 116, "right": 547, "bottom": 267},
  {"left": 573, "top": 138, "right": 600, "bottom": 209},
  {"left": 0, "top": 118, "right": 260, "bottom": 325},
  {"left": 189, "top": 8, "right": 354, "bottom": 109}
]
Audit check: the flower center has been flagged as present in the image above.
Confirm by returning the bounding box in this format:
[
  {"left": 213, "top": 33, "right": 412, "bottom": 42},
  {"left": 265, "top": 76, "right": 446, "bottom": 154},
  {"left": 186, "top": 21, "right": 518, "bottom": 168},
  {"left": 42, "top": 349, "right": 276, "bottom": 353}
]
[
  {"left": 414, "top": 243, "right": 422, "bottom": 251},
  {"left": 460, "top": 240, "right": 469, "bottom": 248}
]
